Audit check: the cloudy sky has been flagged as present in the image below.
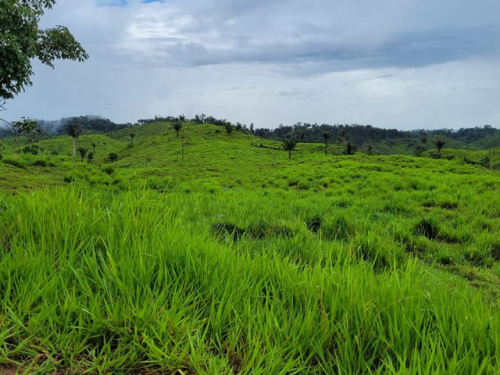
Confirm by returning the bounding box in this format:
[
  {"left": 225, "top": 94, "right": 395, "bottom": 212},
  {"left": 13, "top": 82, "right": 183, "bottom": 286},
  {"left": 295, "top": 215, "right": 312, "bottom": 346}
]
[{"left": 5, "top": 0, "right": 500, "bottom": 129}]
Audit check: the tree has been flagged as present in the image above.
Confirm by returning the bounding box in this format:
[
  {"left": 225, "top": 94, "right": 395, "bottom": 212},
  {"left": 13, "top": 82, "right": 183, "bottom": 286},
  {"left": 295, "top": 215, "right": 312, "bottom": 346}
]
[
  {"left": 346, "top": 142, "right": 354, "bottom": 155},
  {"left": 87, "top": 152, "right": 94, "bottom": 163},
  {"left": 172, "top": 122, "right": 183, "bottom": 137},
  {"left": 338, "top": 130, "right": 348, "bottom": 146},
  {"left": 282, "top": 137, "right": 298, "bottom": 159},
  {"left": 367, "top": 144, "right": 374, "bottom": 155},
  {"left": 77, "top": 147, "right": 88, "bottom": 162},
  {"left": 1, "top": 117, "right": 37, "bottom": 143},
  {"left": 108, "top": 152, "right": 118, "bottom": 163},
  {"left": 129, "top": 132, "right": 136, "bottom": 147},
  {"left": 322, "top": 131, "right": 330, "bottom": 155},
  {"left": 91, "top": 141, "right": 97, "bottom": 154},
  {"left": 0, "top": 0, "right": 88, "bottom": 101},
  {"left": 435, "top": 139, "right": 446, "bottom": 155},
  {"left": 225, "top": 121, "right": 234, "bottom": 135},
  {"left": 66, "top": 123, "right": 82, "bottom": 157}
]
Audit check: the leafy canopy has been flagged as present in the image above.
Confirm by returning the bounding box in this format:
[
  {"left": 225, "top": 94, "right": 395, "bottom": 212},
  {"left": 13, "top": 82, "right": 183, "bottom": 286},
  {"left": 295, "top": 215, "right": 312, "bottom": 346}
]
[{"left": 0, "top": 0, "right": 89, "bottom": 100}]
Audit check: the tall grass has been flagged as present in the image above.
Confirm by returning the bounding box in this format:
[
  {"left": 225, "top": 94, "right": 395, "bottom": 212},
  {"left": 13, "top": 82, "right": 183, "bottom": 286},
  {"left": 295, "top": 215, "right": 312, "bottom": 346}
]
[{"left": 0, "top": 187, "right": 499, "bottom": 374}]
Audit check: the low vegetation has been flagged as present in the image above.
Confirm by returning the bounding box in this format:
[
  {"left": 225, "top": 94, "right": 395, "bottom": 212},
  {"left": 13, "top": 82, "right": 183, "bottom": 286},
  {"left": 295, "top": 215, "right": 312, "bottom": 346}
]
[{"left": 0, "top": 121, "right": 499, "bottom": 374}]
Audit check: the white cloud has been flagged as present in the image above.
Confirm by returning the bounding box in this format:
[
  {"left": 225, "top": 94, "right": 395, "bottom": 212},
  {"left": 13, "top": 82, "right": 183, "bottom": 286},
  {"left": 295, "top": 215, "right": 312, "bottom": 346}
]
[{"left": 4, "top": 0, "right": 500, "bottom": 129}]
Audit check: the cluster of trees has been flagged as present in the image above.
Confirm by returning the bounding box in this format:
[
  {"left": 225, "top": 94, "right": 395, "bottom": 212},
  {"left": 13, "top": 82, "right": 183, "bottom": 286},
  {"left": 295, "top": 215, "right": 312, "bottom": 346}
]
[{"left": 253, "top": 122, "right": 499, "bottom": 152}]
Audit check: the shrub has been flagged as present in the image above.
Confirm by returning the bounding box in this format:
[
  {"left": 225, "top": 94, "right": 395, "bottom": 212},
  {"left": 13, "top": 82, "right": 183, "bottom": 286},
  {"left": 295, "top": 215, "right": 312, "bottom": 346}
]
[
  {"left": 108, "top": 153, "right": 118, "bottom": 163},
  {"left": 413, "top": 217, "right": 440, "bottom": 239},
  {"left": 50, "top": 150, "right": 59, "bottom": 155},
  {"left": 102, "top": 166, "right": 114, "bottom": 175},
  {"left": 32, "top": 160, "right": 47, "bottom": 167}
]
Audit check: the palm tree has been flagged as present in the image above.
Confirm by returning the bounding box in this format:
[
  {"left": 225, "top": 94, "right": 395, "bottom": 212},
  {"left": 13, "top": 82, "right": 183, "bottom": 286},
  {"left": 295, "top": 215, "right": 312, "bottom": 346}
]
[
  {"left": 77, "top": 147, "right": 88, "bottom": 162},
  {"left": 322, "top": 131, "right": 330, "bottom": 155},
  {"left": 435, "top": 139, "right": 446, "bottom": 155},
  {"left": 66, "top": 123, "right": 82, "bottom": 157},
  {"left": 282, "top": 137, "right": 298, "bottom": 159},
  {"left": 172, "top": 122, "right": 183, "bottom": 137}
]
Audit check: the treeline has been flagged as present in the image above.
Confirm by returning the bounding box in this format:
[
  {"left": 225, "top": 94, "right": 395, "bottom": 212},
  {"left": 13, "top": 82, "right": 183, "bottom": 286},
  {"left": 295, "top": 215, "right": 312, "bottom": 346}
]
[
  {"left": 32, "top": 116, "right": 131, "bottom": 135},
  {"left": 254, "top": 123, "right": 499, "bottom": 147},
  {"left": 7, "top": 113, "right": 499, "bottom": 152}
]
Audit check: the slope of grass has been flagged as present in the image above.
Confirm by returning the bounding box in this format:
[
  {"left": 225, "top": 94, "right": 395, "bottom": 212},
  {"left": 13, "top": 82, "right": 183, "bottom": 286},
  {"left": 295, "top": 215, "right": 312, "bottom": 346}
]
[
  {"left": 1, "top": 188, "right": 499, "bottom": 374},
  {"left": 0, "top": 122, "right": 499, "bottom": 373}
]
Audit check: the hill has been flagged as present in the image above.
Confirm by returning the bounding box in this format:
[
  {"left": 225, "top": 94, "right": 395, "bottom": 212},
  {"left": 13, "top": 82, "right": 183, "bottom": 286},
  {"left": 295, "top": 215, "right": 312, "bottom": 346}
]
[{"left": 0, "top": 121, "right": 499, "bottom": 373}]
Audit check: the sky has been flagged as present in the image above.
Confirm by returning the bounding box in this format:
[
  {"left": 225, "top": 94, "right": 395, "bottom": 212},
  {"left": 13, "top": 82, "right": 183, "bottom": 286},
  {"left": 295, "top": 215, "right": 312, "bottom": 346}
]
[{"left": 4, "top": 0, "right": 500, "bottom": 130}]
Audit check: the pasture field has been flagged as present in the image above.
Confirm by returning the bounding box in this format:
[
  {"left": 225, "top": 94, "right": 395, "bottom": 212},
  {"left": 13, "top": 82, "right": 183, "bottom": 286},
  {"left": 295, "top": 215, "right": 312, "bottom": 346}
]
[{"left": 0, "top": 123, "right": 500, "bottom": 374}]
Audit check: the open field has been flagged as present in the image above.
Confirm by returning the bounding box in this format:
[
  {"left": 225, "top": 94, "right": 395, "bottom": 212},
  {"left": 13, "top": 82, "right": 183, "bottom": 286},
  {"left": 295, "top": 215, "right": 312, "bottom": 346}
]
[{"left": 1, "top": 123, "right": 500, "bottom": 374}]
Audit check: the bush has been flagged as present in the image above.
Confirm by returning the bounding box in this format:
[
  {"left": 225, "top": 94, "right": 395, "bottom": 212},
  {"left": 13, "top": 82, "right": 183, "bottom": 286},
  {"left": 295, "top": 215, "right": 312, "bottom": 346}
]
[
  {"left": 32, "top": 160, "right": 47, "bottom": 167},
  {"left": 50, "top": 150, "right": 59, "bottom": 155},
  {"left": 108, "top": 153, "right": 118, "bottom": 163},
  {"left": 102, "top": 166, "right": 114, "bottom": 175}
]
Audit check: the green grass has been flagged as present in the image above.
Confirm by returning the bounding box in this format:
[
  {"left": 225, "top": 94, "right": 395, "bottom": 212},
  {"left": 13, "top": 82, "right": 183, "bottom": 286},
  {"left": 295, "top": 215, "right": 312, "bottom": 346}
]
[{"left": 0, "top": 122, "right": 499, "bottom": 373}]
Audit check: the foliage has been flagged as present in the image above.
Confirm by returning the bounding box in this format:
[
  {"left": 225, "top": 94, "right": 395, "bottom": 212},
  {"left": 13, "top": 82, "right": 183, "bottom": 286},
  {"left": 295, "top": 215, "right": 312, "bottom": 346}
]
[
  {"left": 0, "top": 0, "right": 88, "bottom": 100},
  {"left": 281, "top": 137, "right": 298, "bottom": 159},
  {"left": 172, "top": 122, "right": 183, "bottom": 137},
  {"left": 436, "top": 139, "right": 446, "bottom": 154},
  {"left": 0, "top": 122, "right": 499, "bottom": 372},
  {"left": 225, "top": 121, "right": 234, "bottom": 135},
  {"left": 77, "top": 146, "right": 88, "bottom": 162},
  {"left": 108, "top": 152, "right": 118, "bottom": 163}
]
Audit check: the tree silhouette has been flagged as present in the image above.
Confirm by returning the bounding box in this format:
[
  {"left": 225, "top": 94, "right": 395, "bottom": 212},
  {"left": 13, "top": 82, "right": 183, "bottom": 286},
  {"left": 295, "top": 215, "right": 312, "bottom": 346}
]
[
  {"left": 77, "top": 147, "right": 88, "bottom": 162},
  {"left": 225, "top": 122, "right": 234, "bottom": 135},
  {"left": 282, "top": 137, "right": 298, "bottom": 159},
  {"left": 66, "top": 123, "right": 82, "bottom": 157},
  {"left": 172, "top": 122, "right": 183, "bottom": 137},
  {"left": 435, "top": 139, "right": 446, "bottom": 155},
  {"left": 322, "top": 131, "right": 330, "bottom": 155}
]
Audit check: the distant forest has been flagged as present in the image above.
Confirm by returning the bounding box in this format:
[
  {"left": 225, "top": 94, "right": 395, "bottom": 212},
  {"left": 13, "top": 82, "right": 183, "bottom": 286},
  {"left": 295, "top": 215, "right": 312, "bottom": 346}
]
[{"left": 4, "top": 114, "right": 499, "bottom": 154}]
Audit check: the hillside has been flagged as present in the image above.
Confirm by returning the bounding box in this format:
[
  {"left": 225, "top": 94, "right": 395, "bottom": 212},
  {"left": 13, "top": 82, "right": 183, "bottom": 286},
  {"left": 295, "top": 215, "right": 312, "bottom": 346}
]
[{"left": 0, "top": 122, "right": 500, "bottom": 373}]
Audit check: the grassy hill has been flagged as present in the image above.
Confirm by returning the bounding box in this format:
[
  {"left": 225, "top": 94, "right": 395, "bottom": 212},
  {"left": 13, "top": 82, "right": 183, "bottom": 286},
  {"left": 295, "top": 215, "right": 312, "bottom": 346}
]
[{"left": 0, "top": 122, "right": 499, "bottom": 373}]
